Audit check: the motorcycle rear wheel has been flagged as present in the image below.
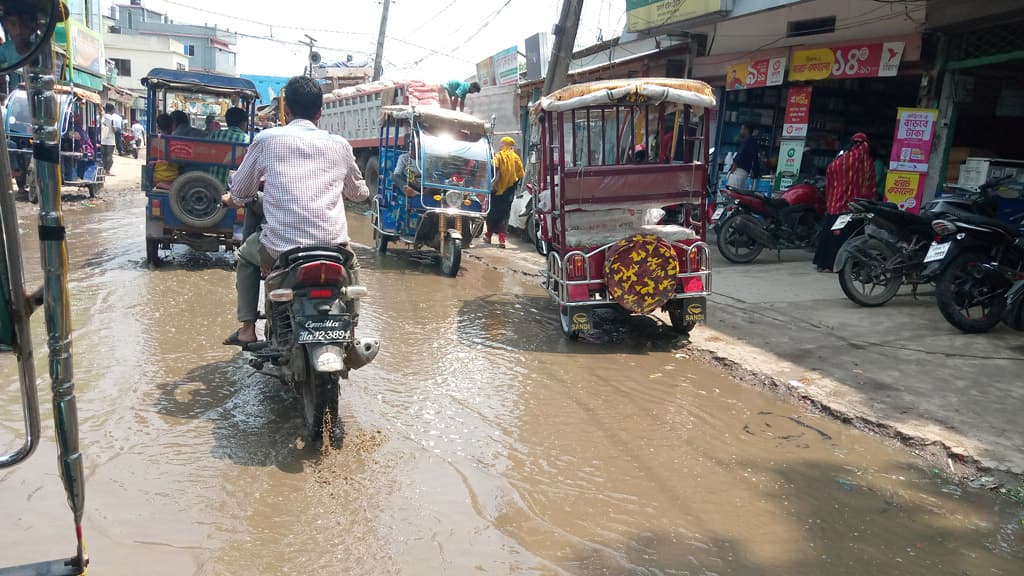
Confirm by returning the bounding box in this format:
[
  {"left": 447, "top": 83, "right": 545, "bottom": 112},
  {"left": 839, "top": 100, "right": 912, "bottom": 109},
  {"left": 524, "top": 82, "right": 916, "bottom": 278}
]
[
  {"left": 717, "top": 215, "right": 764, "bottom": 264},
  {"left": 935, "top": 251, "right": 1006, "bottom": 334},
  {"left": 301, "top": 372, "right": 342, "bottom": 448},
  {"left": 838, "top": 238, "right": 902, "bottom": 307}
]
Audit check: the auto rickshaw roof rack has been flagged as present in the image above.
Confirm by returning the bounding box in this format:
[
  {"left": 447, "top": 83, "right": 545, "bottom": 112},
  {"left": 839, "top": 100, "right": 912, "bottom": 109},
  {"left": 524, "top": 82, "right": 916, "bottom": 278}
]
[
  {"left": 534, "top": 77, "right": 717, "bottom": 113},
  {"left": 141, "top": 68, "right": 260, "bottom": 99},
  {"left": 380, "top": 105, "right": 491, "bottom": 138}
]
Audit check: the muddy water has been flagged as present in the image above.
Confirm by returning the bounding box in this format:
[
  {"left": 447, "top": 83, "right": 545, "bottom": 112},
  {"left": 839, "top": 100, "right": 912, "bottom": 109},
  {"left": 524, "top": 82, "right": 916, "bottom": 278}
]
[{"left": 1, "top": 197, "right": 1021, "bottom": 575}]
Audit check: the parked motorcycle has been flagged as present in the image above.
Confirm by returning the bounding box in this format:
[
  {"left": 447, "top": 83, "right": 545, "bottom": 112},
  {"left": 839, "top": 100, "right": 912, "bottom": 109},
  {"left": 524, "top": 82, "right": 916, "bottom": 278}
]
[
  {"left": 241, "top": 196, "right": 380, "bottom": 445},
  {"left": 120, "top": 132, "right": 138, "bottom": 159},
  {"left": 924, "top": 212, "right": 1024, "bottom": 333},
  {"left": 1003, "top": 278, "right": 1024, "bottom": 331},
  {"left": 715, "top": 180, "right": 826, "bottom": 263},
  {"left": 831, "top": 178, "right": 1014, "bottom": 307}
]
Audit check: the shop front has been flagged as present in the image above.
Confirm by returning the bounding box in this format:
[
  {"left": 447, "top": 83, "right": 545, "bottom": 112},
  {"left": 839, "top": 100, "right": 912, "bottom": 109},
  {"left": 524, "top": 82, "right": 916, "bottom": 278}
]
[
  {"left": 705, "top": 34, "right": 927, "bottom": 200},
  {"left": 928, "top": 14, "right": 1024, "bottom": 222}
]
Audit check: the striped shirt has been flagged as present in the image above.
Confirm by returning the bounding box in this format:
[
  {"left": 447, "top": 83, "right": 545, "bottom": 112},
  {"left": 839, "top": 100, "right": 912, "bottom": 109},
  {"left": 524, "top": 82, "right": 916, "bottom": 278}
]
[
  {"left": 230, "top": 119, "right": 369, "bottom": 257},
  {"left": 209, "top": 126, "right": 249, "bottom": 188}
]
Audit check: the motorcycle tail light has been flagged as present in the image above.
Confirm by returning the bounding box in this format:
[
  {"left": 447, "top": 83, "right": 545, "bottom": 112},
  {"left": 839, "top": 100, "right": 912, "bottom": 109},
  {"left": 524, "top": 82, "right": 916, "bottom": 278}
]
[
  {"left": 151, "top": 199, "right": 161, "bottom": 218},
  {"left": 566, "top": 254, "right": 587, "bottom": 281},
  {"left": 931, "top": 220, "right": 958, "bottom": 237},
  {"left": 296, "top": 261, "right": 346, "bottom": 286},
  {"left": 308, "top": 288, "right": 333, "bottom": 299}
]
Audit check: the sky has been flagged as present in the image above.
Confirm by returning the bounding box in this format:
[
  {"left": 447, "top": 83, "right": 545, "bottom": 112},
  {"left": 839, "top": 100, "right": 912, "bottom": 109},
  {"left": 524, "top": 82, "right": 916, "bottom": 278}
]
[{"left": 105, "top": 0, "right": 629, "bottom": 81}]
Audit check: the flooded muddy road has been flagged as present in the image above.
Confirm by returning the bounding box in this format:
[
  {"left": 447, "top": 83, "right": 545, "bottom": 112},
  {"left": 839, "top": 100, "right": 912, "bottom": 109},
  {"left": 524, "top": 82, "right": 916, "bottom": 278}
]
[{"left": 2, "top": 195, "right": 1022, "bottom": 575}]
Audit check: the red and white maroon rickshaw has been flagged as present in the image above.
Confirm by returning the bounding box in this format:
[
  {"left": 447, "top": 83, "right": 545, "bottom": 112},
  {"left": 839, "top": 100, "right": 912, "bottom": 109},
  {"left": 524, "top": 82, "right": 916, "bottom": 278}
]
[{"left": 527, "top": 78, "right": 716, "bottom": 338}]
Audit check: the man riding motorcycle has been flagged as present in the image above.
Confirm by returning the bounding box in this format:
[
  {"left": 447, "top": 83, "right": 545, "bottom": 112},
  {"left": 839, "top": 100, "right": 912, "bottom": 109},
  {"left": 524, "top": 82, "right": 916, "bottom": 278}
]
[{"left": 221, "top": 75, "right": 370, "bottom": 347}]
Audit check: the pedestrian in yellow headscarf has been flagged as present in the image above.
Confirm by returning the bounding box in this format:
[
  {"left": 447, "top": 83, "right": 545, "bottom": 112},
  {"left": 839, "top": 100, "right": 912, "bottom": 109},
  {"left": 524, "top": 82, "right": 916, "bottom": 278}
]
[{"left": 485, "top": 136, "right": 525, "bottom": 248}]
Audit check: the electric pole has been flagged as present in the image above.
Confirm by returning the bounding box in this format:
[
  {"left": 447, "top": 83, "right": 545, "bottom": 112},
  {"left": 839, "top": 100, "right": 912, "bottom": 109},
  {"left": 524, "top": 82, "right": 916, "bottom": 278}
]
[
  {"left": 301, "top": 34, "right": 318, "bottom": 78},
  {"left": 372, "top": 0, "right": 392, "bottom": 81},
  {"left": 543, "top": 0, "right": 585, "bottom": 96}
]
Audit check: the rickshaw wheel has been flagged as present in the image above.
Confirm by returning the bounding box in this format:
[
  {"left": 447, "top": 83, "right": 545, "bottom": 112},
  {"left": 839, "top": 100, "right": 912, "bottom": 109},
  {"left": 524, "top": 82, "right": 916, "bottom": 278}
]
[
  {"left": 559, "top": 305, "right": 581, "bottom": 340},
  {"left": 146, "top": 239, "right": 161, "bottom": 266},
  {"left": 440, "top": 235, "right": 462, "bottom": 277}
]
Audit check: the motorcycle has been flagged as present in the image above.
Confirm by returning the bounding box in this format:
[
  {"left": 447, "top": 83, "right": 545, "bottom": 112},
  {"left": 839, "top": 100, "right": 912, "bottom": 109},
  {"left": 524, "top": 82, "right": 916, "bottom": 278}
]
[
  {"left": 832, "top": 177, "right": 1012, "bottom": 307},
  {"left": 121, "top": 132, "right": 139, "bottom": 159},
  {"left": 1003, "top": 278, "right": 1024, "bottom": 331},
  {"left": 241, "top": 196, "right": 380, "bottom": 445},
  {"left": 924, "top": 212, "right": 1024, "bottom": 333},
  {"left": 715, "top": 180, "right": 826, "bottom": 263}
]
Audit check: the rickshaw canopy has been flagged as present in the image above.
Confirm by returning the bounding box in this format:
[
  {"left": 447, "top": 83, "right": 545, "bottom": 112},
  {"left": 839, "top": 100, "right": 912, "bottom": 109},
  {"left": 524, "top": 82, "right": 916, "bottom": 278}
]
[
  {"left": 535, "top": 78, "right": 717, "bottom": 113},
  {"left": 380, "top": 105, "right": 490, "bottom": 139},
  {"left": 141, "top": 68, "right": 260, "bottom": 99}
]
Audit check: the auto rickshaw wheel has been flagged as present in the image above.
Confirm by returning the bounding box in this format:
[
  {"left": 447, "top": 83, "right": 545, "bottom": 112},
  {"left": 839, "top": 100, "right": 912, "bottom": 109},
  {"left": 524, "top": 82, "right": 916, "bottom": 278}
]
[
  {"left": 168, "top": 172, "right": 228, "bottom": 229},
  {"left": 440, "top": 235, "right": 462, "bottom": 277}
]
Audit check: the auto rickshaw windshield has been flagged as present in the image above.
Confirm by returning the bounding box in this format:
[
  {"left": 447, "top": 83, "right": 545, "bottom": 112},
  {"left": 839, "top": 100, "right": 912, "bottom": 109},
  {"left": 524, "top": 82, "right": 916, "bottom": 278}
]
[
  {"left": 5, "top": 90, "right": 71, "bottom": 137},
  {"left": 420, "top": 132, "right": 491, "bottom": 192}
]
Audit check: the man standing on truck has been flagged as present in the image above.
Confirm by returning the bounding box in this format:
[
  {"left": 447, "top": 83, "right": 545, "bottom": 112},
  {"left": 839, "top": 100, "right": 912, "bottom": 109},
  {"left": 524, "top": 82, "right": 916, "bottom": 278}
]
[
  {"left": 442, "top": 80, "right": 481, "bottom": 112},
  {"left": 221, "top": 75, "right": 369, "bottom": 347}
]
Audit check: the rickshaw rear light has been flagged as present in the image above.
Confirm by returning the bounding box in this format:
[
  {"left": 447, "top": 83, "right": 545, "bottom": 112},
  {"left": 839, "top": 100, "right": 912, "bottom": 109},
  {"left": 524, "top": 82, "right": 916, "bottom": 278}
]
[
  {"left": 566, "top": 254, "right": 586, "bottom": 281},
  {"left": 296, "top": 261, "right": 346, "bottom": 286},
  {"left": 682, "top": 277, "right": 705, "bottom": 292},
  {"left": 151, "top": 199, "right": 161, "bottom": 218},
  {"left": 688, "top": 248, "right": 703, "bottom": 272}
]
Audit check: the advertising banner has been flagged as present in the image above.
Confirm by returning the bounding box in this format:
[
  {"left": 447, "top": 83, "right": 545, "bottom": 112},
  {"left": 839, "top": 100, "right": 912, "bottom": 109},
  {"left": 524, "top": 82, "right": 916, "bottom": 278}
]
[
  {"left": 476, "top": 57, "right": 496, "bottom": 88},
  {"left": 493, "top": 46, "right": 520, "bottom": 86},
  {"left": 726, "top": 56, "right": 786, "bottom": 91},
  {"left": 883, "top": 171, "right": 925, "bottom": 213},
  {"left": 889, "top": 107, "right": 938, "bottom": 173},
  {"left": 524, "top": 33, "right": 549, "bottom": 82},
  {"left": 626, "top": 0, "right": 730, "bottom": 33},
  {"left": 71, "top": 23, "right": 103, "bottom": 77},
  {"left": 789, "top": 41, "right": 905, "bottom": 82},
  {"left": 782, "top": 86, "right": 812, "bottom": 138},
  {"left": 775, "top": 140, "right": 805, "bottom": 190}
]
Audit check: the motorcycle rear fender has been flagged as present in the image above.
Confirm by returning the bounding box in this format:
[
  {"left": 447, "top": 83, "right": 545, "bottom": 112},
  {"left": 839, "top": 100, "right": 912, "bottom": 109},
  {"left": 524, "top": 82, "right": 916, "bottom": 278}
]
[
  {"left": 834, "top": 235, "right": 869, "bottom": 271},
  {"left": 446, "top": 229, "right": 463, "bottom": 240},
  {"left": 921, "top": 238, "right": 990, "bottom": 280}
]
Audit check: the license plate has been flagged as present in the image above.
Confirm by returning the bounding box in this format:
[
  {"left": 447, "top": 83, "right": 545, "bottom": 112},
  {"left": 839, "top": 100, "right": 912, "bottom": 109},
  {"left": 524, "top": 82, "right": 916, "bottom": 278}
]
[
  {"left": 683, "top": 298, "right": 707, "bottom": 323},
  {"left": 831, "top": 214, "right": 853, "bottom": 231},
  {"left": 711, "top": 207, "right": 725, "bottom": 222},
  {"left": 924, "top": 242, "right": 951, "bottom": 263},
  {"left": 296, "top": 315, "right": 352, "bottom": 344}
]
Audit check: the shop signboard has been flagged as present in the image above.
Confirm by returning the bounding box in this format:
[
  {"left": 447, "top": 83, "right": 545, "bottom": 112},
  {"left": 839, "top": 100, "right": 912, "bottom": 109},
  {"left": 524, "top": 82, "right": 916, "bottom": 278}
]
[
  {"left": 775, "top": 140, "right": 805, "bottom": 190},
  {"left": 782, "top": 86, "right": 812, "bottom": 138},
  {"left": 70, "top": 22, "right": 103, "bottom": 77},
  {"left": 789, "top": 41, "right": 905, "bottom": 82},
  {"left": 883, "top": 171, "right": 925, "bottom": 213},
  {"left": 889, "top": 107, "right": 938, "bottom": 172},
  {"left": 626, "top": 0, "right": 731, "bottom": 32},
  {"left": 476, "top": 57, "right": 497, "bottom": 88},
  {"left": 524, "top": 33, "right": 550, "bottom": 82},
  {"left": 493, "top": 46, "right": 520, "bottom": 86},
  {"left": 726, "top": 56, "right": 786, "bottom": 91}
]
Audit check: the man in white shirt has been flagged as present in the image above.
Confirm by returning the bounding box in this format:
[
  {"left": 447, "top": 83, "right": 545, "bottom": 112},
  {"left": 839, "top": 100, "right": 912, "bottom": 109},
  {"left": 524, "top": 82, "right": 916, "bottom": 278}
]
[
  {"left": 100, "top": 103, "right": 117, "bottom": 174},
  {"left": 131, "top": 119, "right": 146, "bottom": 149},
  {"left": 222, "top": 76, "right": 369, "bottom": 346}
]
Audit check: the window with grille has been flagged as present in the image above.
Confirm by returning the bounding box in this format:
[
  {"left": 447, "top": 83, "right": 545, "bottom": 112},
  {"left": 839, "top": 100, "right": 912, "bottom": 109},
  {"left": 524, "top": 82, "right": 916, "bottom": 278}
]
[
  {"left": 111, "top": 58, "right": 132, "bottom": 77},
  {"left": 787, "top": 16, "right": 837, "bottom": 38}
]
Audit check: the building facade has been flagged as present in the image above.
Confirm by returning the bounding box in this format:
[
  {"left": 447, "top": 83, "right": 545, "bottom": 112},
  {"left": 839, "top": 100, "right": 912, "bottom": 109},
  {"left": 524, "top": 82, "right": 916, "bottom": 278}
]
[{"left": 110, "top": 1, "right": 238, "bottom": 76}]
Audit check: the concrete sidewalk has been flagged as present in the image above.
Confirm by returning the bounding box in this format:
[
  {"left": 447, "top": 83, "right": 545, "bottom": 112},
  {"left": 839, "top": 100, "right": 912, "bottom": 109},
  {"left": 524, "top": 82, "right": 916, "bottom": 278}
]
[{"left": 462, "top": 236, "right": 1024, "bottom": 475}]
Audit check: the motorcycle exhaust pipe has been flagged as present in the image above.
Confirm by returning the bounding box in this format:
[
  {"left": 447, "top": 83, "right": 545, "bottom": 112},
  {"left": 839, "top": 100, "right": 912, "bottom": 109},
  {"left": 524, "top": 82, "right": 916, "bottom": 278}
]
[
  {"left": 345, "top": 337, "right": 380, "bottom": 371},
  {"left": 731, "top": 214, "right": 773, "bottom": 247}
]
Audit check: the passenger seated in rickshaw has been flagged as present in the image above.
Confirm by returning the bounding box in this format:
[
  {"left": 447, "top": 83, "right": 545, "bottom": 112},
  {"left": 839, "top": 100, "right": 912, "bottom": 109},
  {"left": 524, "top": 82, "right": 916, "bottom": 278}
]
[
  {"left": 208, "top": 106, "right": 250, "bottom": 189},
  {"left": 152, "top": 113, "right": 179, "bottom": 190},
  {"left": 170, "top": 110, "right": 206, "bottom": 138},
  {"left": 392, "top": 142, "right": 425, "bottom": 210}
]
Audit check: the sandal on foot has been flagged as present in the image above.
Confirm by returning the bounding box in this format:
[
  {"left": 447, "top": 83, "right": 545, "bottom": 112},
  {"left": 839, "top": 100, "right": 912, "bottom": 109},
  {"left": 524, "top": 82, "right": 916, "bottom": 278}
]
[{"left": 223, "top": 329, "right": 256, "bottom": 347}]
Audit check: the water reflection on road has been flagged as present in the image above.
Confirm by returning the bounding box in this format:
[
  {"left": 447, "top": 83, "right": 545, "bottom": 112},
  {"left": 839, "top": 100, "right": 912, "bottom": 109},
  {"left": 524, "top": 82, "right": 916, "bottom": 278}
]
[{"left": 1, "top": 198, "right": 1020, "bottom": 575}]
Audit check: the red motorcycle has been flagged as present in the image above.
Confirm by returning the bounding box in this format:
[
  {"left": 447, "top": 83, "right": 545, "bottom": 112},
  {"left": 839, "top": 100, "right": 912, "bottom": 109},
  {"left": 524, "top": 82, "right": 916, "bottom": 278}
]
[{"left": 715, "top": 180, "right": 826, "bottom": 263}]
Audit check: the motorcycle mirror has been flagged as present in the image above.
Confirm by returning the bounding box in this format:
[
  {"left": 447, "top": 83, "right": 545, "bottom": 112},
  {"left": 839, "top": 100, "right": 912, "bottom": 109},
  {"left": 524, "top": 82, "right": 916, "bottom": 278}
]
[{"left": 0, "top": 0, "right": 65, "bottom": 75}]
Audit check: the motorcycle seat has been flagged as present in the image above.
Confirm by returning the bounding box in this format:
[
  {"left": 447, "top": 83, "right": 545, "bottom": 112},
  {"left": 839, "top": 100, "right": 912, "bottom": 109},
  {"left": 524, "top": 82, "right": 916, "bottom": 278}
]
[
  {"left": 945, "top": 209, "right": 1019, "bottom": 236},
  {"left": 766, "top": 197, "right": 791, "bottom": 209},
  {"left": 275, "top": 244, "right": 355, "bottom": 270}
]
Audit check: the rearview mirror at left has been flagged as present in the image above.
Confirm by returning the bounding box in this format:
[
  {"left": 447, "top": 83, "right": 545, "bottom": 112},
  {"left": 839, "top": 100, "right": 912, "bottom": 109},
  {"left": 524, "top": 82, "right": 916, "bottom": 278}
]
[{"left": 0, "top": 0, "right": 64, "bottom": 74}]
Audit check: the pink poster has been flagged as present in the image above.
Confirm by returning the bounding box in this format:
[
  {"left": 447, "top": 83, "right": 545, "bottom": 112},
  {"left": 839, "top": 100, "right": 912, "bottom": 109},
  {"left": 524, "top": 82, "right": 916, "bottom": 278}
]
[{"left": 889, "top": 107, "right": 938, "bottom": 173}]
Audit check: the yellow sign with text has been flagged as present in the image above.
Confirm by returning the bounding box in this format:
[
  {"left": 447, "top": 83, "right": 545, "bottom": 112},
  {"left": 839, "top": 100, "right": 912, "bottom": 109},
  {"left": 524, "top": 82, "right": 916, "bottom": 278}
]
[
  {"left": 788, "top": 48, "right": 836, "bottom": 81},
  {"left": 883, "top": 171, "right": 923, "bottom": 211},
  {"left": 626, "top": 0, "right": 729, "bottom": 32}
]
